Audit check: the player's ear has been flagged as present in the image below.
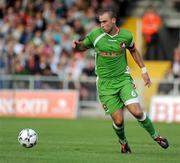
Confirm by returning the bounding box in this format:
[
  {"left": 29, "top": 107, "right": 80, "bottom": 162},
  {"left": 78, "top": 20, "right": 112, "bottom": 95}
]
[{"left": 112, "top": 18, "right": 116, "bottom": 24}]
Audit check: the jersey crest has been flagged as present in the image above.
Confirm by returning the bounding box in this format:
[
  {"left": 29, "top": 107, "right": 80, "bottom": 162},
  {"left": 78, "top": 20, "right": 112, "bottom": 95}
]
[{"left": 120, "top": 42, "right": 127, "bottom": 49}]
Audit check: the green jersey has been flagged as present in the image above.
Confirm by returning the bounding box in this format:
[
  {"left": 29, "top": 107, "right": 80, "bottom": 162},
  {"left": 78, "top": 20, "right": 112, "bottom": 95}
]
[{"left": 82, "top": 27, "right": 134, "bottom": 78}]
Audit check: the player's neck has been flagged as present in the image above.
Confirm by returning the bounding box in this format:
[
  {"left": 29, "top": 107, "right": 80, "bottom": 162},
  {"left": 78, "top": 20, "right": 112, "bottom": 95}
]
[{"left": 109, "top": 26, "right": 119, "bottom": 36}]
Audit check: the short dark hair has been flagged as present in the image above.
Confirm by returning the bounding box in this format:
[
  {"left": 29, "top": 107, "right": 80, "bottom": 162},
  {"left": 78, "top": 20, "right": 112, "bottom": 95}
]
[{"left": 98, "top": 8, "right": 117, "bottom": 19}]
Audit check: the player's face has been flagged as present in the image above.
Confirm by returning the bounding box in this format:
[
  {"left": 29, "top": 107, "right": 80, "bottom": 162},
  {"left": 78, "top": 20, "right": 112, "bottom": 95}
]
[{"left": 99, "top": 13, "right": 116, "bottom": 33}]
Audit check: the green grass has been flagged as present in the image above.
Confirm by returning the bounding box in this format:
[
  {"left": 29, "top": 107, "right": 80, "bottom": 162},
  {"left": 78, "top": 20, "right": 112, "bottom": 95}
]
[{"left": 0, "top": 117, "right": 179, "bottom": 163}]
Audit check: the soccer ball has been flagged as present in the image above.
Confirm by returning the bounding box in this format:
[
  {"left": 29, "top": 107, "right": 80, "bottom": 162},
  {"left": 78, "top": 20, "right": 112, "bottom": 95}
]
[{"left": 18, "top": 128, "right": 38, "bottom": 148}]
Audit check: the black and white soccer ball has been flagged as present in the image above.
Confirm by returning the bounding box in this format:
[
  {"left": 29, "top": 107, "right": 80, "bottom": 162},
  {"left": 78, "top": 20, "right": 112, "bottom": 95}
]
[{"left": 18, "top": 128, "right": 38, "bottom": 148}]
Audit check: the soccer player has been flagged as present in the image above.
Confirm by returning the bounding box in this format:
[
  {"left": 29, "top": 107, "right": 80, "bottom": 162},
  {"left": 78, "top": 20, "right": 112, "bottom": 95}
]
[{"left": 72, "top": 9, "right": 169, "bottom": 153}]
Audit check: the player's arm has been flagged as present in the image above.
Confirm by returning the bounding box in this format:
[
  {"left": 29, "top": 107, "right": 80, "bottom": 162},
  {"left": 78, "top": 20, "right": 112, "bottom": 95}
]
[
  {"left": 72, "top": 40, "right": 88, "bottom": 51},
  {"left": 72, "top": 34, "right": 94, "bottom": 51},
  {"left": 128, "top": 45, "right": 152, "bottom": 88}
]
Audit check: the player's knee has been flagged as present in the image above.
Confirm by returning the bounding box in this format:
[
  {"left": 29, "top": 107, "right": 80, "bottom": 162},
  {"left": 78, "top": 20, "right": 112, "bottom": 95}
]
[
  {"left": 133, "top": 110, "right": 144, "bottom": 119},
  {"left": 135, "top": 111, "right": 147, "bottom": 121},
  {"left": 113, "top": 119, "right": 124, "bottom": 127}
]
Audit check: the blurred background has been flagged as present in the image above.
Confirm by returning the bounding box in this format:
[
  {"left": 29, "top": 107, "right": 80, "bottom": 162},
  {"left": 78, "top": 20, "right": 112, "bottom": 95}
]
[{"left": 0, "top": 0, "right": 179, "bottom": 121}]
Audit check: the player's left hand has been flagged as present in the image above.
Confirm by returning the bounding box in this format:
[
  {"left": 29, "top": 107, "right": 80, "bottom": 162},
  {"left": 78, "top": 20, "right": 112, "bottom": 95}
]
[{"left": 142, "top": 73, "right": 152, "bottom": 88}]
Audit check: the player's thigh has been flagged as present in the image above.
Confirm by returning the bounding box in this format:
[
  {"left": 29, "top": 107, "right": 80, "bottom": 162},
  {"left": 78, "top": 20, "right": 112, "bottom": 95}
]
[
  {"left": 119, "top": 83, "right": 144, "bottom": 118},
  {"left": 126, "top": 103, "right": 144, "bottom": 119},
  {"left": 99, "top": 94, "right": 124, "bottom": 115}
]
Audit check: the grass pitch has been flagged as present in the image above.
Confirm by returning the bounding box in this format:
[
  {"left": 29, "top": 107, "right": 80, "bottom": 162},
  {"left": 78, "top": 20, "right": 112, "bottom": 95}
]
[{"left": 0, "top": 117, "right": 179, "bottom": 163}]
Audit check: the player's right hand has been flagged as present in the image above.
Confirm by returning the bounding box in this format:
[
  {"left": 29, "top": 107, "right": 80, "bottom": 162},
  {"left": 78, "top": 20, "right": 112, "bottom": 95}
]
[{"left": 72, "top": 40, "right": 79, "bottom": 48}]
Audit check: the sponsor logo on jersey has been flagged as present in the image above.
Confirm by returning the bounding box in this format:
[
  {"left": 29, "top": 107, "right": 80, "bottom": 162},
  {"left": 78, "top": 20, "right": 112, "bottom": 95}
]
[{"left": 98, "top": 51, "right": 123, "bottom": 57}]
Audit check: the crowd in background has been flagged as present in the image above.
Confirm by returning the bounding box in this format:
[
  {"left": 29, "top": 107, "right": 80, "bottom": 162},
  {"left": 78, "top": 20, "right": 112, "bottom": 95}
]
[
  {"left": 0, "top": 0, "right": 96, "bottom": 79},
  {"left": 0, "top": 0, "right": 129, "bottom": 80}
]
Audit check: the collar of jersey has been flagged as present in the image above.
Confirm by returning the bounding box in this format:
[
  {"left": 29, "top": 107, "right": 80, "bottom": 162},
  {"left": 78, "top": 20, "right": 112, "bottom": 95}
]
[
  {"left": 104, "top": 27, "right": 120, "bottom": 38},
  {"left": 105, "top": 32, "right": 118, "bottom": 38}
]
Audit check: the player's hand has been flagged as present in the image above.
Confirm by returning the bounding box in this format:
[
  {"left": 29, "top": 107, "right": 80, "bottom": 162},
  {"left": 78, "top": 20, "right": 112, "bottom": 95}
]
[
  {"left": 72, "top": 40, "right": 79, "bottom": 48},
  {"left": 142, "top": 73, "right": 152, "bottom": 88}
]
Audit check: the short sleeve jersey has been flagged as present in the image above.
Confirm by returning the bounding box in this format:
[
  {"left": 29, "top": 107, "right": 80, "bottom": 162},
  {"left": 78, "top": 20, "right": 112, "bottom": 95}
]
[{"left": 82, "top": 27, "right": 134, "bottom": 78}]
